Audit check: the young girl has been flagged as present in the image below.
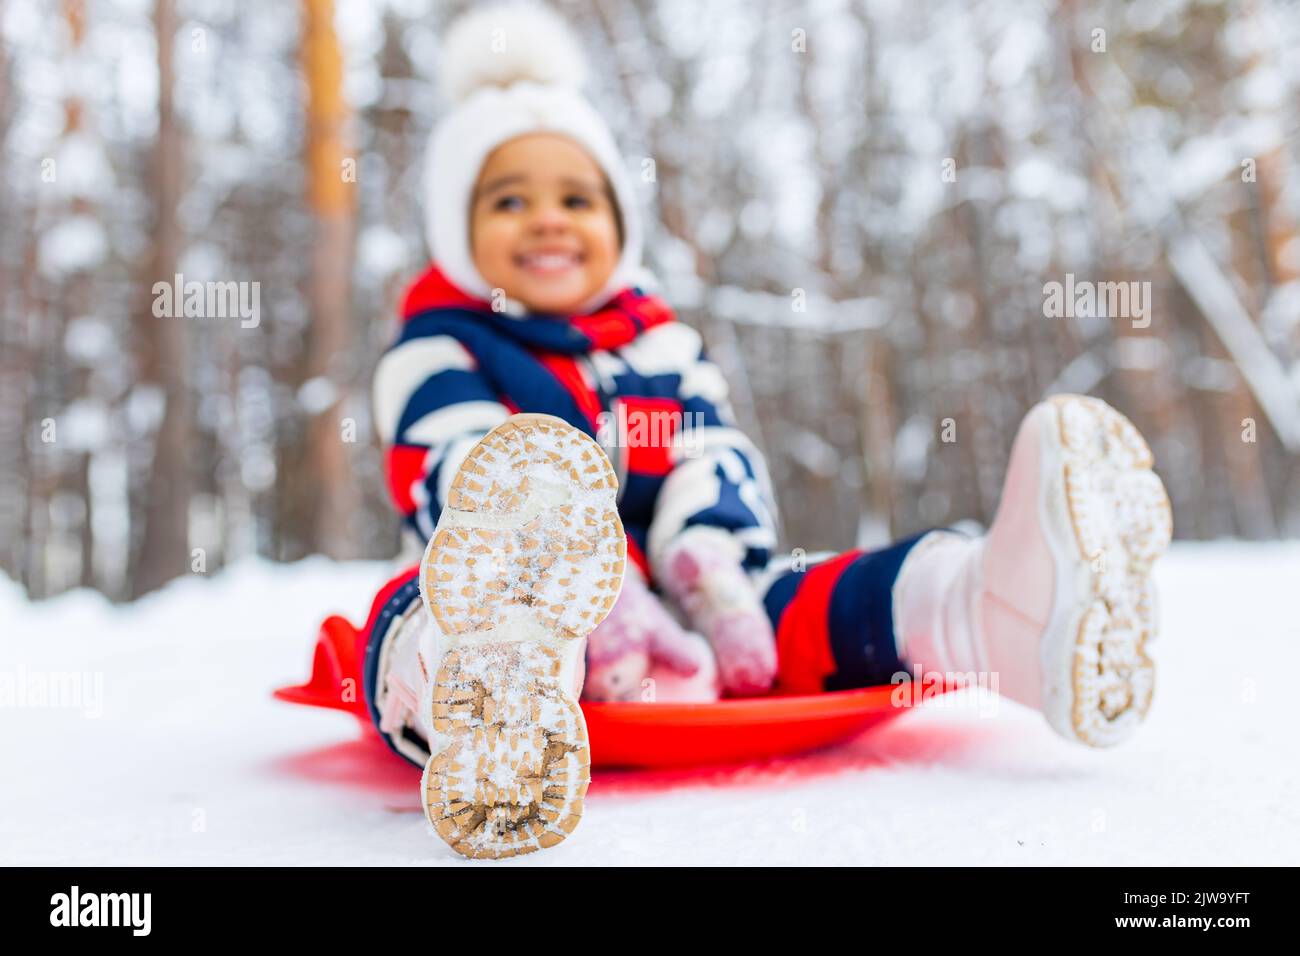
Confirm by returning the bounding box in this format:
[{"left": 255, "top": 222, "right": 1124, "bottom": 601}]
[{"left": 358, "top": 2, "right": 1172, "bottom": 860}]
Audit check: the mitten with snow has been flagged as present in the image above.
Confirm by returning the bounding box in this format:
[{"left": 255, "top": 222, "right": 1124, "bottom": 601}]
[
  {"left": 581, "top": 566, "right": 705, "bottom": 702},
  {"left": 659, "top": 531, "right": 778, "bottom": 697}
]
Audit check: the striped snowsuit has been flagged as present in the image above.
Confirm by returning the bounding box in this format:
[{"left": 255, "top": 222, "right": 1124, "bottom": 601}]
[{"left": 362, "top": 264, "right": 927, "bottom": 763}]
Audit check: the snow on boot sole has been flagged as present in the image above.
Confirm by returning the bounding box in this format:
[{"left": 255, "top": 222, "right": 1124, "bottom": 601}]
[
  {"left": 418, "top": 414, "right": 626, "bottom": 859},
  {"left": 1039, "top": 395, "right": 1172, "bottom": 748}
]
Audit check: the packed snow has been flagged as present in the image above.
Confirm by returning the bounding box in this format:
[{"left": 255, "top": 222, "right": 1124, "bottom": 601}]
[{"left": 1, "top": 542, "right": 1297, "bottom": 866}]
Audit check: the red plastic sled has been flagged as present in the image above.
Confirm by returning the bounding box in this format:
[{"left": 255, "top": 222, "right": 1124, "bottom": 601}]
[{"left": 274, "top": 616, "right": 952, "bottom": 769}]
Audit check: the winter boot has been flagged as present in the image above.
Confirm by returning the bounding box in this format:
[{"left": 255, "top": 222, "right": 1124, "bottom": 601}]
[
  {"left": 893, "top": 395, "right": 1172, "bottom": 747},
  {"left": 398, "top": 413, "right": 626, "bottom": 858}
]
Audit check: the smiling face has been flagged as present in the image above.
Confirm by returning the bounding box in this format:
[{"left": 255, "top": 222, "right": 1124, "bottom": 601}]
[{"left": 469, "top": 133, "right": 622, "bottom": 315}]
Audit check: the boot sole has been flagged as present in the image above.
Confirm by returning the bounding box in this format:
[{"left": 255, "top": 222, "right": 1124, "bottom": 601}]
[
  {"left": 1038, "top": 395, "right": 1172, "bottom": 748},
  {"left": 418, "top": 414, "right": 626, "bottom": 858}
]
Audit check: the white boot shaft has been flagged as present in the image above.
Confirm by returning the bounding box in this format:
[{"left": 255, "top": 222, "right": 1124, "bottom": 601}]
[{"left": 893, "top": 531, "right": 987, "bottom": 679}]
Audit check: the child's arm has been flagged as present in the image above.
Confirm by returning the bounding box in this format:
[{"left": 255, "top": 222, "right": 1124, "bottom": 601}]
[
  {"left": 641, "top": 322, "right": 780, "bottom": 585},
  {"left": 639, "top": 323, "right": 781, "bottom": 694},
  {"left": 372, "top": 329, "right": 512, "bottom": 540}
]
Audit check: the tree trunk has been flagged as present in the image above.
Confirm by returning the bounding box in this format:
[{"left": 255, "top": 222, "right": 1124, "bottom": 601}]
[
  {"left": 299, "top": 0, "right": 357, "bottom": 557},
  {"left": 132, "top": 0, "right": 190, "bottom": 597}
]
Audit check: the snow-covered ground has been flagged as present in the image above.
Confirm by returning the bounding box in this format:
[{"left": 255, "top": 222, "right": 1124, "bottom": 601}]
[{"left": 2, "top": 542, "right": 1298, "bottom": 866}]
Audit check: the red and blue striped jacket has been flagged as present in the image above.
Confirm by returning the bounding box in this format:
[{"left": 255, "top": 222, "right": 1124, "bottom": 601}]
[{"left": 372, "top": 263, "right": 779, "bottom": 585}]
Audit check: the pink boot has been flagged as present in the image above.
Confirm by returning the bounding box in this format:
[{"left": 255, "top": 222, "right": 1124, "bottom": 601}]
[{"left": 893, "top": 395, "right": 1172, "bottom": 747}]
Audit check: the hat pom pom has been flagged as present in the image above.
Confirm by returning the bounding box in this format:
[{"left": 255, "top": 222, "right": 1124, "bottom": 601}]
[{"left": 438, "top": 1, "right": 588, "bottom": 104}]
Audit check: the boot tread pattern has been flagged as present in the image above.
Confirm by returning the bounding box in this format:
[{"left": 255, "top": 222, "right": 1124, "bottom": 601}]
[
  {"left": 425, "top": 415, "right": 624, "bottom": 641},
  {"left": 1052, "top": 395, "right": 1172, "bottom": 748},
  {"left": 420, "top": 414, "right": 624, "bottom": 859}
]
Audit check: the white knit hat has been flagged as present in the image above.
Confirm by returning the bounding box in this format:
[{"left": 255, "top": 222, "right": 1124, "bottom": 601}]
[{"left": 424, "top": 1, "right": 649, "bottom": 315}]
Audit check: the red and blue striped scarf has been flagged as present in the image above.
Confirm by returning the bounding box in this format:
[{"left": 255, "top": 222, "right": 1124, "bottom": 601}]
[{"left": 399, "top": 262, "right": 676, "bottom": 354}]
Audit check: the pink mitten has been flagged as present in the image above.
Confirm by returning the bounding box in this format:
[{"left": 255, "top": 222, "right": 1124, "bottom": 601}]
[
  {"left": 582, "top": 568, "right": 702, "bottom": 702},
  {"left": 646, "top": 630, "right": 721, "bottom": 703},
  {"left": 660, "top": 532, "right": 778, "bottom": 697}
]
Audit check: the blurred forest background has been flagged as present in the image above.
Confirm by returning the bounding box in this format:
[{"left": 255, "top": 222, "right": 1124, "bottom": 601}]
[{"left": 2, "top": 0, "right": 1299, "bottom": 602}]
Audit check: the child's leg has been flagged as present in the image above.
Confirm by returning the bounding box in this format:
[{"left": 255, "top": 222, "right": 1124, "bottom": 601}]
[
  {"left": 353, "top": 415, "right": 623, "bottom": 859},
  {"left": 359, "top": 566, "right": 429, "bottom": 770},
  {"left": 754, "top": 531, "right": 938, "bottom": 694},
  {"left": 890, "top": 395, "right": 1171, "bottom": 748}
]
